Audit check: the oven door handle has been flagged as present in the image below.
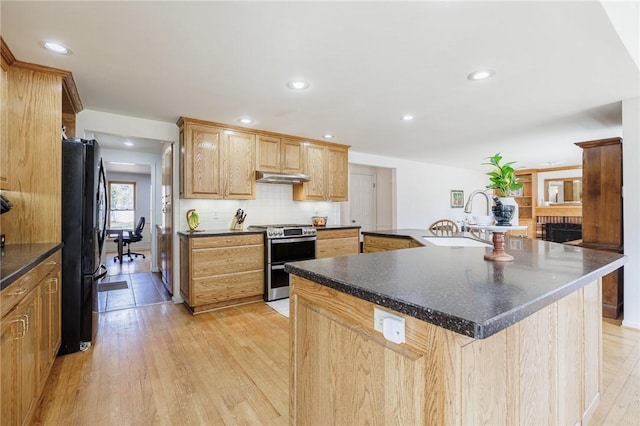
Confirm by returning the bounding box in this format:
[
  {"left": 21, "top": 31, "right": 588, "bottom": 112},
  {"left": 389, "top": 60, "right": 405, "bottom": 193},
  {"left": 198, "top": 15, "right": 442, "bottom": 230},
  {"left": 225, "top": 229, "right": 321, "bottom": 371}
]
[
  {"left": 271, "top": 236, "right": 317, "bottom": 244},
  {"left": 271, "top": 264, "right": 286, "bottom": 270}
]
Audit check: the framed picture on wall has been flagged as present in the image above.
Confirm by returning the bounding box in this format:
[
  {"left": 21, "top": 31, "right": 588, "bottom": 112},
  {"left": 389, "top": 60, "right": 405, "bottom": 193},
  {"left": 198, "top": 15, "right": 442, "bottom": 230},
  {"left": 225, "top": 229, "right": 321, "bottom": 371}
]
[{"left": 450, "top": 190, "right": 464, "bottom": 208}]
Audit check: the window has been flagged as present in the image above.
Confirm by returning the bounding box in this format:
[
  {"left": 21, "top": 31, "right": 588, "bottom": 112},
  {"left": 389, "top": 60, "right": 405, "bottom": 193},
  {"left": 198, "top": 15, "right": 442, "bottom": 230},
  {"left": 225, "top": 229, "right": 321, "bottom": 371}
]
[{"left": 109, "top": 181, "right": 136, "bottom": 229}]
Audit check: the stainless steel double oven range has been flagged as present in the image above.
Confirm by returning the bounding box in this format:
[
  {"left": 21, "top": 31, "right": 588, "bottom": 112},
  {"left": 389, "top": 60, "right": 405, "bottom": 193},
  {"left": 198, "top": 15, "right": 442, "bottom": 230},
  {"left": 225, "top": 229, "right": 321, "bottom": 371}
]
[{"left": 248, "top": 224, "right": 317, "bottom": 301}]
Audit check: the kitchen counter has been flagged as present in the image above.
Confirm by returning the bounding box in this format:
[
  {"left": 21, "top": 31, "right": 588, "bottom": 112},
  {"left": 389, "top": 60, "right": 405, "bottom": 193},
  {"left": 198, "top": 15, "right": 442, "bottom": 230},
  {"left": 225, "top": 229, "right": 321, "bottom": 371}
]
[
  {"left": 1, "top": 242, "right": 64, "bottom": 290},
  {"left": 288, "top": 229, "right": 627, "bottom": 425},
  {"left": 177, "top": 229, "right": 264, "bottom": 238},
  {"left": 286, "top": 229, "right": 625, "bottom": 338}
]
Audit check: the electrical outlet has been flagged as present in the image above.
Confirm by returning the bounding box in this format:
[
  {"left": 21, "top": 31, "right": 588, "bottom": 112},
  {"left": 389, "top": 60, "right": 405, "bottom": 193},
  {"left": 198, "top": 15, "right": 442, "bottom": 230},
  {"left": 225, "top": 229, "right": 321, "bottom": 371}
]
[
  {"left": 374, "top": 307, "right": 403, "bottom": 332},
  {"left": 374, "top": 308, "right": 405, "bottom": 343}
]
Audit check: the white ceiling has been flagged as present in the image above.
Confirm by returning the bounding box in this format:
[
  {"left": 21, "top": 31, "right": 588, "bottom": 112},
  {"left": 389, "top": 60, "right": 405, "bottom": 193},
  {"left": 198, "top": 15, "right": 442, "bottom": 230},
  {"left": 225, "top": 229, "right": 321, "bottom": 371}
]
[{"left": 2, "top": 1, "right": 638, "bottom": 171}]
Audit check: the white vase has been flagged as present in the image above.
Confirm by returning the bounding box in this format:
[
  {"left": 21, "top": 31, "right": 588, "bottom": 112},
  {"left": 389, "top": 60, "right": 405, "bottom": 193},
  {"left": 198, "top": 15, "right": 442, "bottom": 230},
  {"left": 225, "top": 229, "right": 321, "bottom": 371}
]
[{"left": 499, "top": 197, "right": 519, "bottom": 226}]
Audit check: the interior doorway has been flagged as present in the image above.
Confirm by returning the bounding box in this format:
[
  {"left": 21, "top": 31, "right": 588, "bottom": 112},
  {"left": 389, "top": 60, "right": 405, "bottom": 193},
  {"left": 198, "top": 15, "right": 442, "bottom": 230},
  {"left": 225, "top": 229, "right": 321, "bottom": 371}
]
[
  {"left": 88, "top": 130, "right": 172, "bottom": 297},
  {"left": 343, "top": 164, "right": 395, "bottom": 233}
]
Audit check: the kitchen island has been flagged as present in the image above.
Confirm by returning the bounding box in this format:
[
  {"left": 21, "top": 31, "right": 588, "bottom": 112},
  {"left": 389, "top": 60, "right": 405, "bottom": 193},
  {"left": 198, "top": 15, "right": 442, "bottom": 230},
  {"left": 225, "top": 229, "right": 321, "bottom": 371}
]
[{"left": 285, "top": 230, "right": 625, "bottom": 425}]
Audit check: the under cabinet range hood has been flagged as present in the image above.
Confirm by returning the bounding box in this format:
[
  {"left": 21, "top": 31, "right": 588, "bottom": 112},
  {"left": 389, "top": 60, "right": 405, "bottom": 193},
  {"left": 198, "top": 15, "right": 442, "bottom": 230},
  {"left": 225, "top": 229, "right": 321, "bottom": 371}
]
[{"left": 255, "top": 171, "right": 311, "bottom": 184}]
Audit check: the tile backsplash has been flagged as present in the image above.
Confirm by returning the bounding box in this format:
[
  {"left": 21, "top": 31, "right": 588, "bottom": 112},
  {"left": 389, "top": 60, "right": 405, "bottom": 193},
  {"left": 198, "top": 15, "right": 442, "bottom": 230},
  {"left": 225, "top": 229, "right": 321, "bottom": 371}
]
[{"left": 179, "top": 183, "right": 342, "bottom": 230}]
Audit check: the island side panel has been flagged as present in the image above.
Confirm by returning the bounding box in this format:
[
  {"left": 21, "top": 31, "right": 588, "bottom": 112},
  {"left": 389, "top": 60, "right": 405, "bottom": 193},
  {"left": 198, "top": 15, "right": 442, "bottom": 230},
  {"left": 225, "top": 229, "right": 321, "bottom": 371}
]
[
  {"left": 290, "top": 274, "right": 602, "bottom": 426},
  {"left": 290, "top": 275, "right": 446, "bottom": 426}
]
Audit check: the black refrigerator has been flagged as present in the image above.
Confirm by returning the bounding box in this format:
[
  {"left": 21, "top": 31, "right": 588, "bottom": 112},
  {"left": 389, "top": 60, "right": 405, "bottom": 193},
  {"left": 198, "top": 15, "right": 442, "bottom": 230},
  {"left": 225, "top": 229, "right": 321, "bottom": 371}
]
[{"left": 60, "top": 138, "right": 108, "bottom": 355}]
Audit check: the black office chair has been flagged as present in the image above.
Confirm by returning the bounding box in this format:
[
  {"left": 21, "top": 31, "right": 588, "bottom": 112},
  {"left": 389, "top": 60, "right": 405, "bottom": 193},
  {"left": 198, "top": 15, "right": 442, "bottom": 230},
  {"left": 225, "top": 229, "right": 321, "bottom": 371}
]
[{"left": 113, "top": 217, "right": 146, "bottom": 262}]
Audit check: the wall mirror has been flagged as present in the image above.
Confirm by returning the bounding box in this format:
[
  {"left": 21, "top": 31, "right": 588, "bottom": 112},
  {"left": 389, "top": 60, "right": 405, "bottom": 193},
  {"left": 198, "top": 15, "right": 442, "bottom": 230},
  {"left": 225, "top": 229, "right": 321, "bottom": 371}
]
[{"left": 545, "top": 177, "right": 582, "bottom": 204}]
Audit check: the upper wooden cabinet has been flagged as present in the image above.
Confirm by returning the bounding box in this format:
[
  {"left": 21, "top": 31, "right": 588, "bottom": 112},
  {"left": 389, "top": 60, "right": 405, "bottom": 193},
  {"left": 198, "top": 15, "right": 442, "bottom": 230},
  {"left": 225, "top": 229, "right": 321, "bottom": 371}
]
[
  {"left": 293, "top": 142, "right": 349, "bottom": 201},
  {"left": 256, "top": 135, "right": 303, "bottom": 174},
  {"left": 178, "top": 118, "right": 255, "bottom": 199},
  {"left": 178, "top": 116, "right": 349, "bottom": 201}
]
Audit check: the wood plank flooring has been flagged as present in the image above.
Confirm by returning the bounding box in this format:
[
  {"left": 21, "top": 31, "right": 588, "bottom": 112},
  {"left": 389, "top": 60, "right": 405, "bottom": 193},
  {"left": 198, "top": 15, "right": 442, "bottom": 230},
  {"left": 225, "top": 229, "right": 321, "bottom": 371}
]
[{"left": 31, "top": 302, "right": 639, "bottom": 425}]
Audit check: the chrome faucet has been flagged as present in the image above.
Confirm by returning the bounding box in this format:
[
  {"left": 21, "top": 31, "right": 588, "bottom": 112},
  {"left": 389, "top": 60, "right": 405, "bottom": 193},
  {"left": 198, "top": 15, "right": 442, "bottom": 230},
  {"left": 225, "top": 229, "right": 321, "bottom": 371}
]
[{"left": 464, "top": 190, "right": 491, "bottom": 215}]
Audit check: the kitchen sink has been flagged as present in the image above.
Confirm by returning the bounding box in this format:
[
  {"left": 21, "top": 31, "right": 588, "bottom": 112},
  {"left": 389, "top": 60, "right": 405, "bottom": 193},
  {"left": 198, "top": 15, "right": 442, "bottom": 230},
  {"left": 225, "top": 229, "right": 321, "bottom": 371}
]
[{"left": 422, "top": 236, "right": 492, "bottom": 247}]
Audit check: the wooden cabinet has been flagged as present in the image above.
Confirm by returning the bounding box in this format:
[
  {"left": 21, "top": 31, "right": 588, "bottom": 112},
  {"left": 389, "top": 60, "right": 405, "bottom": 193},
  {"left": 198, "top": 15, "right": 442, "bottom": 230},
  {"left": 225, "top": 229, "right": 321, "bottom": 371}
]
[
  {"left": 0, "top": 57, "right": 9, "bottom": 190},
  {"left": 293, "top": 142, "right": 349, "bottom": 201},
  {"left": 576, "top": 137, "right": 623, "bottom": 319},
  {"left": 362, "top": 234, "right": 421, "bottom": 253},
  {"left": 178, "top": 118, "right": 255, "bottom": 199},
  {"left": 1, "top": 250, "right": 61, "bottom": 426},
  {"left": 513, "top": 170, "right": 537, "bottom": 238},
  {"left": 290, "top": 275, "right": 602, "bottom": 425},
  {"left": 1, "top": 290, "right": 38, "bottom": 426},
  {"left": 37, "top": 255, "right": 61, "bottom": 393},
  {"left": 180, "top": 234, "right": 264, "bottom": 314},
  {"left": 256, "top": 135, "right": 303, "bottom": 174},
  {"left": 316, "top": 228, "right": 360, "bottom": 258}
]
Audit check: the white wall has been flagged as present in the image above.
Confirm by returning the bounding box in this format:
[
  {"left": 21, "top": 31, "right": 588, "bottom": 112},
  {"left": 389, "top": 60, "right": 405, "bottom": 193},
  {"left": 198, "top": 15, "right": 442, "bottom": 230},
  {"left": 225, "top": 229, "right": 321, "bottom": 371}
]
[
  {"left": 104, "top": 171, "right": 153, "bottom": 252},
  {"left": 179, "top": 183, "right": 341, "bottom": 231},
  {"left": 349, "top": 151, "right": 488, "bottom": 227},
  {"left": 622, "top": 97, "right": 640, "bottom": 329}
]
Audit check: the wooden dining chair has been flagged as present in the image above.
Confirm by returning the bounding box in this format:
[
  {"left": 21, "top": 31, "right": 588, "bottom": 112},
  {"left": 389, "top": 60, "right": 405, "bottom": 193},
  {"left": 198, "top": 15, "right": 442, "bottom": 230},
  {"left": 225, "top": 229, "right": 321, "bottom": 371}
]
[{"left": 428, "top": 219, "right": 459, "bottom": 236}]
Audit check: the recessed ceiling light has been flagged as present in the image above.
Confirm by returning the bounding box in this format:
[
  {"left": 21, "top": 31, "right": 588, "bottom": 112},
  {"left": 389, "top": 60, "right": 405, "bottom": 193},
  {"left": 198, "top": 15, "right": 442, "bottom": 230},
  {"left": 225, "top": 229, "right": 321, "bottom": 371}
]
[
  {"left": 41, "top": 41, "right": 71, "bottom": 55},
  {"left": 123, "top": 142, "right": 134, "bottom": 147},
  {"left": 323, "top": 134, "right": 334, "bottom": 139},
  {"left": 238, "top": 118, "right": 254, "bottom": 124},
  {"left": 287, "top": 80, "right": 310, "bottom": 90},
  {"left": 401, "top": 115, "right": 414, "bottom": 121},
  {"left": 467, "top": 69, "right": 495, "bottom": 81}
]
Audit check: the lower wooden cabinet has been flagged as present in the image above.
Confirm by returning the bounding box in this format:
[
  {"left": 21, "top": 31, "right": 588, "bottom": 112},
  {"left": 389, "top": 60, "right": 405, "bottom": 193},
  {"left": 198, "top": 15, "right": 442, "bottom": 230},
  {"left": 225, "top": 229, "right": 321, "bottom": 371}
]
[
  {"left": 180, "top": 234, "right": 264, "bottom": 314},
  {"left": 1, "top": 250, "right": 61, "bottom": 426},
  {"left": 362, "top": 235, "right": 422, "bottom": 253},
  {"left": 316, "top": 228, "right": 360, "bottom": 258}
]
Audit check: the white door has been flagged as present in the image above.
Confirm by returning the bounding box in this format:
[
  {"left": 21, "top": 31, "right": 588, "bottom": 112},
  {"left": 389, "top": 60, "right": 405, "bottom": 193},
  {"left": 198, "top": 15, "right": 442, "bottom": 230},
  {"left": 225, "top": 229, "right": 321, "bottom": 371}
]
[{"left": 349, "top": 172, "right": 376, "bottom": 232}]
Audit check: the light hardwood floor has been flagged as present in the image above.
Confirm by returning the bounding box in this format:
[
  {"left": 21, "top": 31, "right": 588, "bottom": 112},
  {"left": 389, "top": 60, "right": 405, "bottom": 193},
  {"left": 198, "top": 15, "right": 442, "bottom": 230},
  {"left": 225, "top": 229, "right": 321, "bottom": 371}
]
[{"left": 32, "top": 303, "right": 639, "bottom": 425}]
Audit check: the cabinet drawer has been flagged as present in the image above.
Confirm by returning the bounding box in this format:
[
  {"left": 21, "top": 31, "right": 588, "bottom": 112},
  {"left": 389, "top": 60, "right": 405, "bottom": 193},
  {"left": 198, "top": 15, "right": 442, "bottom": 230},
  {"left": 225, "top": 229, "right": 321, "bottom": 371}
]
[
  {"left": 363, "top": 235, "right": 420, "bottom": 252},
  {"left": 1, "top": 252, "right": 60, "bottom": 318},
  {"left": 317, "top": 229, "right": 359, "bottom": 240},
  {"left": 191, "top": 234, "right": 264, "bottom": 249},
  {"left": 193, "top": 270, "right": 263, "bottom": 306},
  {"left": 317, "top": 238, "right": 359, "bottom": 259},
  {"left": 192, "top": 245, "right": 263, "bottom": 278}
]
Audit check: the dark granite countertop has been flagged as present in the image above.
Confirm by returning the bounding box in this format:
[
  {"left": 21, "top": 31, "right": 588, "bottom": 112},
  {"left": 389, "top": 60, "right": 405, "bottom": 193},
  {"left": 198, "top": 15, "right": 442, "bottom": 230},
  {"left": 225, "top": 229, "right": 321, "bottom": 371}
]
[
  {"left": 285, "top": 229, "right": 626, "bottom": 339},
  {"left": 177, "top": 229, "right": 265, "bottom": 238},
  {"left": 1, "top": 243, "right": 63, "bottom": 290}
]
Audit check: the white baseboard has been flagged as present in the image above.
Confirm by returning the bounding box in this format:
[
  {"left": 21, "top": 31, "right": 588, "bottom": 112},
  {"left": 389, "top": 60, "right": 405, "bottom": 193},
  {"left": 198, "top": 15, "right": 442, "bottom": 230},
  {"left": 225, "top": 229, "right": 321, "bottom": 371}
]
[{"left": 622, "top": 319, "right": 640, "bottom": 330}]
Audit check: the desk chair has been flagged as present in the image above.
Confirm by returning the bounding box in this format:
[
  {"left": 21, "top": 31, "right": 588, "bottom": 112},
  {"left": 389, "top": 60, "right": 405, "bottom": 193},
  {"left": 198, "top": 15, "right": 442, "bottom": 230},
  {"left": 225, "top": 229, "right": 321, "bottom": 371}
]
[
  {"left": 113, "top": 217, "right": 146, "bottom": 262},
  {"left": 428, "top": 219, "right": 459, "bottom": 236}
]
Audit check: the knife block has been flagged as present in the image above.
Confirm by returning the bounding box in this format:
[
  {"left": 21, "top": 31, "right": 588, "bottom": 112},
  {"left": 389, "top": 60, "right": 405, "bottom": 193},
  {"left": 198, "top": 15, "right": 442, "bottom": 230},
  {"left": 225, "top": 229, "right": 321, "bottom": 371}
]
[{"left": 230, "top": 217, "right": 244, "bottom": 231}]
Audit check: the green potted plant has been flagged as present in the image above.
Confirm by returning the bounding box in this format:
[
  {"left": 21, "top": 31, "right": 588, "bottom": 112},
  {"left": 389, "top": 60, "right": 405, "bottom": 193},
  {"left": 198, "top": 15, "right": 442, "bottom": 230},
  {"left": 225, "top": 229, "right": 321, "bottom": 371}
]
[
  {"left": 483, "top": 153, "right": 523, "bottom": 197},
  {"left": 483, "top": 153, "right": 523, "bottom": 225}
]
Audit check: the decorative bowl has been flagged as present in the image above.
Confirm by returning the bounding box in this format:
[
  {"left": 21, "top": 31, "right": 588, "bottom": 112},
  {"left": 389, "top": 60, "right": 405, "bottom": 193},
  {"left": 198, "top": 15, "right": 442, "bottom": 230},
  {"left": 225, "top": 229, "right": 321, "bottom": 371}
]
[
  {"left": 312, "top": 216, "right": 327, "bottom": 227},
  {"left": 473, "top": 215, "right": 494, "bottom": 226}
]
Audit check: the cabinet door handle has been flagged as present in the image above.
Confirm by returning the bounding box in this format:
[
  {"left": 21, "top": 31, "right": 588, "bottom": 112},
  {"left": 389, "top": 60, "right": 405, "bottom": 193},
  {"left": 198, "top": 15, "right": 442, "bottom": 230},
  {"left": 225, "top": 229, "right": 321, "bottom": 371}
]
[
  {"left": 12, "top": 318, "right": 26, "bottom": 339},
  {"left": 8, "top": 287, "right": 28, "bottom": 296},
  {"left": 21, "top": 314, "right": 30, "bottom": 331},
  {"left": 47, "top": 278, "right": 59, "bottom": 294},
  {"left": 46, "top": 260, "right": 57, "bottom": 265}
]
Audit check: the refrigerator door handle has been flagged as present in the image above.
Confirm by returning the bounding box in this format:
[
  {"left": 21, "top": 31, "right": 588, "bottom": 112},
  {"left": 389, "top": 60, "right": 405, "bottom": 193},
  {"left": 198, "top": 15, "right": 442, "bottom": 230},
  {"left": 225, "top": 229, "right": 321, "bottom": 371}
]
[{"left": 94, "top": 264, "right": 108, "bottom": 281}]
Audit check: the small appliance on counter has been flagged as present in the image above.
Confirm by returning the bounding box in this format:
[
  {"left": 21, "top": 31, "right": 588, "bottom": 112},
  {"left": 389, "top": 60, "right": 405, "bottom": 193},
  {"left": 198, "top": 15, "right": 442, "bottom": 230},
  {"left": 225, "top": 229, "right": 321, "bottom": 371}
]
[
  {"left": 1, "top": 194, "right": 12, "bottom": 215},
  {"left": 230, "top": 209, "right": 246, "bottom": 230},
  {"left": 1, "top": 194, "right": 12, "bottom": 248},
  {"left": 311, "top": 216, "right": 327, "bottom": 227}
]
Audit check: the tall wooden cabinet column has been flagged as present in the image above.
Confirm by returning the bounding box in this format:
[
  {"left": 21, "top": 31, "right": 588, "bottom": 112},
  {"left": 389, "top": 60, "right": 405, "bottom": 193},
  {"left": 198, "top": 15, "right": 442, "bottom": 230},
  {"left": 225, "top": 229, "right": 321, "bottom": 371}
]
[{"left": 576, "top": 137, "right": 623, "bottom": 319}]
